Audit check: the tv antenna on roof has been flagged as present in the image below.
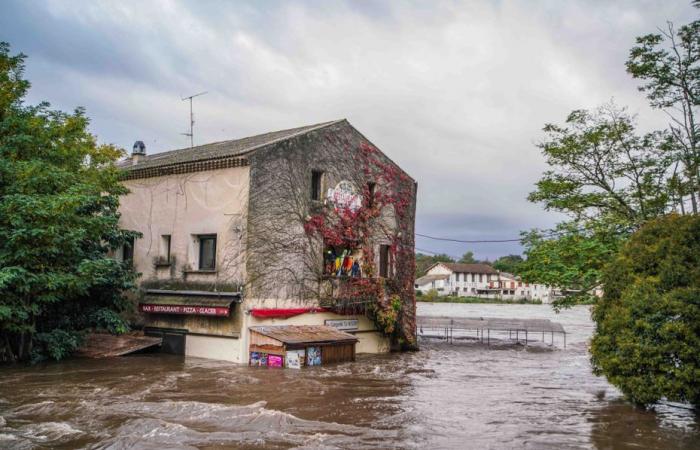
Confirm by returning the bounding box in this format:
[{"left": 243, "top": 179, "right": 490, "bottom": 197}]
[{"left": 181, "top": 91, "right": 207, "bottom": 148}]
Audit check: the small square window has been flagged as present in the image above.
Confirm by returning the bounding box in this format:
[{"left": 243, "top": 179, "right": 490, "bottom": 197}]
[{"left": 198, "top": 235, "right": 217, "bottom": 270}]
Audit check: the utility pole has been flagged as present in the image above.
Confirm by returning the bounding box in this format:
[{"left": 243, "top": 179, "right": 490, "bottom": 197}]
[{"left": 181, "top": 91, "right": 207, "bottom": 147}]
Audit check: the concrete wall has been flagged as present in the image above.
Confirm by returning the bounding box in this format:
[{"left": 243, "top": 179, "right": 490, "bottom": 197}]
[{"left": 186, "top": 334, "right": 242, "bottom": 363}]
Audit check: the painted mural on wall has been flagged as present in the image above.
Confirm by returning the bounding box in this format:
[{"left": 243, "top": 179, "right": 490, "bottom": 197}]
[
  {"left": 326, "top": 180, "right": 362, "bottom": 212},
  {"left": 306, "top": 347, "right": 322, "bottom": 366}
]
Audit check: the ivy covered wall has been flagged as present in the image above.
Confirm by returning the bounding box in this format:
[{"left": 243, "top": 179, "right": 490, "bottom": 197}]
[{"left": 245, "top": 120, "right": 417, "bottom": 350}]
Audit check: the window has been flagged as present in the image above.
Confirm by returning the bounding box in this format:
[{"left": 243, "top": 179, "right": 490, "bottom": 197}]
[
  {"left": 379, "top": 244, "right": 390, "bottom": 278},
  {"left": 122, "top": 236, "right": 135, "bottom": 264},
  {"left": 367, "top": 182, "right": 376, "bottom": 207},
  {"left": 479, "top": 273, "right": 483, "bottom": 282},
  {"left": 160, "top": 235, "right": 171, "bottom": 263},
  {"left": 311, "top": 170, "right": 323, "bottom": 201},
  {"left": 198, "top": 234, "right": 217, "bottom": 270}
]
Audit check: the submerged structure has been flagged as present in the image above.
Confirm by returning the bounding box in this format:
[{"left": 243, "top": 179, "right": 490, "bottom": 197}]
[{"left": 116, "top": 120, "right": 417, "bottom": 365}]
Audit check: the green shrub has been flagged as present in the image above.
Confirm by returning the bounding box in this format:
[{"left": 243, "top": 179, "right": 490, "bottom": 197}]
[{"left": 591, "top": 214, "right": 700, "bottom": 407}]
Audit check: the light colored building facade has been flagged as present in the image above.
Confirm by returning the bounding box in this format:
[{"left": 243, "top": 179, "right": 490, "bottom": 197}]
[
  {"left": 117, "top": 120, "right": 417, "bottom": 364},
  {"left": 415, "top": 262, "right": 553, "bottom": 303}
]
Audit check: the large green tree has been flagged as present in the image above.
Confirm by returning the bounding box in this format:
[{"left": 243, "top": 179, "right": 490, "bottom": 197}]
[
  {"left": 520, "top": 223, "right": 621, "bottom": 308},
  {"left": 521, "top": 104, "right": 670, "bottom": 304},
  {"left": 0, "top": 43, "right": 138, "bottom": 362},
  {"left": 627, "top": 18, "right": 700, "bottom": 213},
  {"left": 492, "top": 254, "right": 524, "bottom": 274},
  {"left": 528, "top": 103, "right": 670, "bottom": 227},
  {"left": 590, "top": 214, "right": 700, "bottom": 407}
]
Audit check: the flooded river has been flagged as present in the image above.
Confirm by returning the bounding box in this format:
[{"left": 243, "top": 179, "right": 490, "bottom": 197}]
[{"left": 0, "top": 304, "right": 698, "bottom": 449}]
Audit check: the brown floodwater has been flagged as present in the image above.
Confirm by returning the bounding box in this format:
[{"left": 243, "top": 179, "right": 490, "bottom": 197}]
[{"left": 0, "top": 304, "right": 698, "bottom": 449}]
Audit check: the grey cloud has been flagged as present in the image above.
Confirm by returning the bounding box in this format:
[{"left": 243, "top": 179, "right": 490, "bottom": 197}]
[{"left": 0, "top": 0, "right": 694, "bottom": 259}]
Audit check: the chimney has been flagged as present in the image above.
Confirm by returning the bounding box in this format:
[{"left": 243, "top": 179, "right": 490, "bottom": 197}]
[{"left": 132, "top": 141, "right": 146, "bottom": 165}]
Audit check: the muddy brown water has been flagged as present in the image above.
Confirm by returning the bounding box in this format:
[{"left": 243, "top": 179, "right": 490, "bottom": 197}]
[{"left": 0, "top": 304, "right": 698, "bottom": 449}]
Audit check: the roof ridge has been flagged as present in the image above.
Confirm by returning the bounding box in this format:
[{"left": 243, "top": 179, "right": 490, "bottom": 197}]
[
  {"left": 236, "top": 119, "right": 345, "bottom": 157},
  {"left": 120, "top": 119, "right": 346, "bottom": 171},
  {"left": 141, "top": 119, "right": 344, "bottom": 162}
]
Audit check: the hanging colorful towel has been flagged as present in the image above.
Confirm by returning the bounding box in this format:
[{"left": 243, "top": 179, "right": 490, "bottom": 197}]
[{"left": 351, "top": 260, "right": 361, "bottom": 277}]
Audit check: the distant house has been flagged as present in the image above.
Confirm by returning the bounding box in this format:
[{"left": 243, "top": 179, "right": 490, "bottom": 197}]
[{"left": 415, "top": 262, "right": 552, "bottom": 303}]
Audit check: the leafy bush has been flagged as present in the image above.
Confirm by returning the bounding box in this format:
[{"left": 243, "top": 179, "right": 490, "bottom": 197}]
[
  {"left": 0, "top": 43, "right": 139, "bottom": 362},
  {"left": 31, "top": 329, "right": 83, "bottom": 363},
  {"left": 591, "top": 214, "right": 700, "bottom": 407}
]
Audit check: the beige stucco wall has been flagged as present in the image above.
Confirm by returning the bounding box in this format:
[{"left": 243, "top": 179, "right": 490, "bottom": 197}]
[
  {"left": 427, "top": 264, "right": 452, "bottom": 276},
  {"left": 119, "top": 166, "right": 249, "bottom": 286}
]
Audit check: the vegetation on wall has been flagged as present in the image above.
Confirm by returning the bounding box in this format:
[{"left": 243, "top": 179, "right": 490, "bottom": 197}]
[
  {"left": 304, "top": 142, "right": 417, "bottom": 348},
  {"left": 590, "top": 214, "right": 700, "bottom": 407},
  {"left": 0, "top": 43, "right": 139, "bottom": 362}
]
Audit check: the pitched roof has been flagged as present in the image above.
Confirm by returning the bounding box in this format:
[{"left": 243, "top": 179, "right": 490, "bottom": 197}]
[
  {"left": 119, "top": 119, "right": 345, "bottom": 171},
  {"left": 415, "top": 274, "right": 449, "bottom": 285},
  {"left": 435, "top": 263, "right": 498, "bottom": 275},
  {"left": 249, "top": 325, "right": 358, "bottom": 345}
]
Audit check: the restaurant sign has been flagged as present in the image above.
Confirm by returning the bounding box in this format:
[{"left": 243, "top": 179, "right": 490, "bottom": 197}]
[
  {"left": 139, "top": 303, "right": 230, "bottom": 317},
  {"left": 324, "top": 319, "right": 359, "bottom": 331}
]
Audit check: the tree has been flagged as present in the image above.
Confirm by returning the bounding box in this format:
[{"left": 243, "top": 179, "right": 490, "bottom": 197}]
[
  {"left": 0, "top": 42, "right": 139, "bottom": 362},
  {"left": 590, "top": 214, "right": 700, "bottom": 407},
  {"left": 492, "top": 254, "right": 524, "bottom": 274},
  {"left": 519, "top": 222, "right": 622, "bottom": 308},
  {"left": 458, "top": 251, "right": 476, "bottom": 264},
  {"left": 627, "top": 19, "right": 700, "bottom": 213},
  {"left": 523, "top": 104, "right": 670, "bottom": 303},
  {"left": 528, "top": 103, "right": 671, "bottom": 227}
]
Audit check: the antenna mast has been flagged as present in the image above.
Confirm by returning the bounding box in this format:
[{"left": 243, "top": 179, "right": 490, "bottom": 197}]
[{"left": 181, "top": 91, "right": 207, "bottom": 147}]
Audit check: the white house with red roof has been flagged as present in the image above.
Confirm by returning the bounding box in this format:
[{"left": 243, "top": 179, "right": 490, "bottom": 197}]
[{"left": 415, "top": 262, "right": 553, "bottom": 303}]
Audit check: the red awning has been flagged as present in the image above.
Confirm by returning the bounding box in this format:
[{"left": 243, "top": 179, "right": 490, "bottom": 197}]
[{"left": 250, "top": 307, "right": 328, "bottom": 319}]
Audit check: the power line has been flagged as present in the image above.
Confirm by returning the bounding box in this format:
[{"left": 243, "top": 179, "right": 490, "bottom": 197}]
[
  {"left": 416, "top": 233, "right": 522, "bottom": 243},
  {"left": 415, "top": 227, "right": 582, "bottom": 244},
  {"left": 415, "top": 247, "right": 441, "bottom": 255}
]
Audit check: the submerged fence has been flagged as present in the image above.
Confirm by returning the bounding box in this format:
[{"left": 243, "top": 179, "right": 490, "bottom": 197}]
[{"left": 417, "top": 316, "right": 567, "bottom": 348}]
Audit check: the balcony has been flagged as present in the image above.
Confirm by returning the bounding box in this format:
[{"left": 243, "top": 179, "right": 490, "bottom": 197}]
[{"left": 319, "top": 276, "right": 384, "bottom": 314}]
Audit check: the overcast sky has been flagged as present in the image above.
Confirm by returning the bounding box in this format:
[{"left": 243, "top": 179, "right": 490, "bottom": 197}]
[{"left": 1, "top": 0, "right": 695, "bottom": 259}]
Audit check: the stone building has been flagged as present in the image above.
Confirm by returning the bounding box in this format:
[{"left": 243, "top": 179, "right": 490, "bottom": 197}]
[{"left": 117, "top": 119, "right": 417, "bottom": 364}]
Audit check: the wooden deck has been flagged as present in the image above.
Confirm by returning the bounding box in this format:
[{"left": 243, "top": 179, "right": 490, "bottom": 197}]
[
  {"left": 417, "top": 315, "right": 567, "bottom": 347},
  {"left": 76, "top": 332, "right": 162, "bottom": 358}
]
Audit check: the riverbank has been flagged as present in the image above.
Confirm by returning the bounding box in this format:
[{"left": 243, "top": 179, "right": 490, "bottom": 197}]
[{"left": 416, "top": 295, "right": 542, "bottom": 305}]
